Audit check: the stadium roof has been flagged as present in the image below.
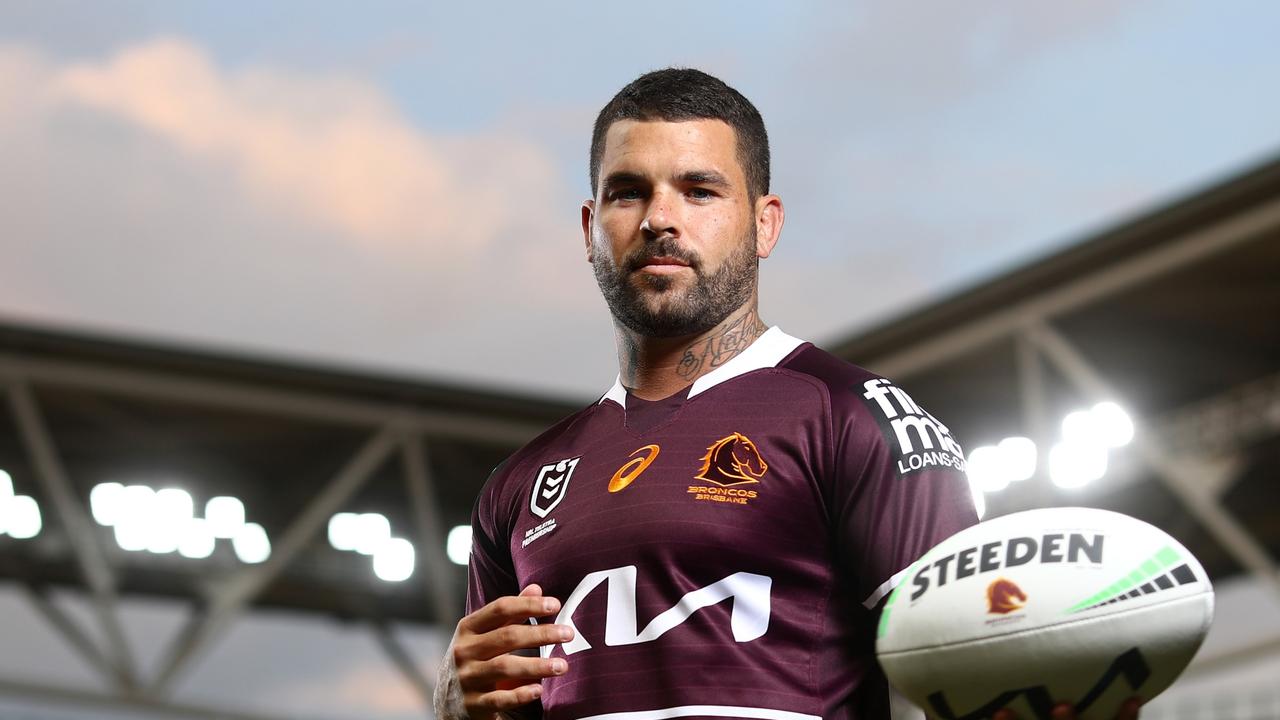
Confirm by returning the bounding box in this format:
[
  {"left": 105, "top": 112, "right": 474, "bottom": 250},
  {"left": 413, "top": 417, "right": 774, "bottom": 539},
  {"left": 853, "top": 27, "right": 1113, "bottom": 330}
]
[
  {"left": 829, "top": 152, "right": 1280, "bottom": 595},
  {"left": 0, "top": 320, "right": 581, "bottom": 715}
]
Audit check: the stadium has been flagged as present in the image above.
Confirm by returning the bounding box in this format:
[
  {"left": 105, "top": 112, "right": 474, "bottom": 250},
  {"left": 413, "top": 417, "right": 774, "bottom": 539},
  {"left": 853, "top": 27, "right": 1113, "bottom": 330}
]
[{"left": 1, "top": 5, "right": 1277, "bottom": 720}]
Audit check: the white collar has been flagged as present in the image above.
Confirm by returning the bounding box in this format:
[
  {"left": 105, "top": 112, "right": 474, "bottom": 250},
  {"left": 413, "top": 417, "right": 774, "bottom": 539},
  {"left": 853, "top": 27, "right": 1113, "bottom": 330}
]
[{"left": 598, "top": 326, "right": 805, "bottom": 406}]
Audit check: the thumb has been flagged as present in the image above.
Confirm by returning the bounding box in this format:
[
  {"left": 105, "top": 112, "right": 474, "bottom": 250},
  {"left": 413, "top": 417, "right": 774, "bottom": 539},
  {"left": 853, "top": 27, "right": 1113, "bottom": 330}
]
[{"left": 519, "top": 584, "right": 543, "bottom": 598}]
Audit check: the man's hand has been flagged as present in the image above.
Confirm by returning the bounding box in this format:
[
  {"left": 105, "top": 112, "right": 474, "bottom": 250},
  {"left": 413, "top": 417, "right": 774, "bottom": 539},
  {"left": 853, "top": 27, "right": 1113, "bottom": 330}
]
[
  {"left": 434, "top": 584, "right": 573, "bottom": 720},
  {"left": 991, "top": 698, "right": 1141, "bottom": 720}
]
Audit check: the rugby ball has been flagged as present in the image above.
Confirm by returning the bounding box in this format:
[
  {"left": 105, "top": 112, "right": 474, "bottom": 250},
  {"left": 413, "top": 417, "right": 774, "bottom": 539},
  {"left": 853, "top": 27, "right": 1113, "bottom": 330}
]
[{"left": 876, "top": 507, "right": 1213, "bottom": 720}]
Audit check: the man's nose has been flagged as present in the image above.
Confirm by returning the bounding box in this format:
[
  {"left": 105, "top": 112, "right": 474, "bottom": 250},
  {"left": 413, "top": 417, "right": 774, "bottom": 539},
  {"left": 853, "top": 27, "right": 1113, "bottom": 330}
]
[{"left": 640, "top": 193, "right": 680, "bottom": 238}]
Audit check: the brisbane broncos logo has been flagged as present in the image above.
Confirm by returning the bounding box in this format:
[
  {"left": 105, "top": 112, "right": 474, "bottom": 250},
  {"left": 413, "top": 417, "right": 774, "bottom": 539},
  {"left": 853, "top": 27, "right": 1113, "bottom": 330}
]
[
  {"left": 694, "top": 433, "right": 769, "bottom": 487},
  {"left": 987, "top": 578, "right": 1027, "bottom": 615}
]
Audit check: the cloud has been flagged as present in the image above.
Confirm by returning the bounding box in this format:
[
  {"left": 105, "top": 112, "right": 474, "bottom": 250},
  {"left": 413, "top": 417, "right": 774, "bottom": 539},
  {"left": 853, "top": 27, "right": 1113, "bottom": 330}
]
[
  {"left": 49, "top": 38, "right": 556, "bottom": 254},
  {"left": 5, "top": 3, "right": 1240, "bottom": 397},
  {"left": 0, "top": 38, "right": 608, "bottom": 397}
]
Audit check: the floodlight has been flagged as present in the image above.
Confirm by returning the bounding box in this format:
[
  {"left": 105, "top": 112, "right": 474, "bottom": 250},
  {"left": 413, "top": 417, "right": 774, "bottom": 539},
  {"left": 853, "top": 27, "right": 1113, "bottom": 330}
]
[
  {"left": 90, "top": 482, "right": 125, "bottom": 526},
  {"left": 6, "top": 496, "right": 42, "bottom": 539},
  {"left": 1061, "top": 409, "right": 1097, "bottom": 445},
  {"left": 1049, "top": 441, "right": 1108, "bottom": 489},
  {"left": 114, "top": 522, "right": 149, "bottom": 552},
  {"left": 146, "top": 530, "right": 179, "bottom": 554},
  {"left": 998, "top": 437, "right": 1038, "bottom": 482},
  {"left": 118, "top": 485, "right": 156, "bottom": 522},
  {"left": 156, "top": 488, "right": 194, "bottom": 520},
  {"left": 178, "top": 517, "right": 216, "bottom": 560},
  {"left": 373, "top": 537, "right": 415, "bottom": 582},
  {"left": 354, "top": 513, "right": 391, "bottom": 556},
  {"left": 205, "top": 496, "right": 245, "bottom": 539},
  {"left": 115, "top": 485, "right": 157, "bottom": 552},
  {"left": 447, "top": 525, "right": 472, "bottom": 565},
  {"left": 232, "top": 522, "right": 271, "bottom": 564},
  {"left": 966, "top": 445, "right": 1008, "bottom": 492},
  {"left": 143, "top": 488, "right": 190, "bottom": 554},
  {"left": 1091, "top": 401, "right": 1134, "bottom": 447},
  {"left": 328, "top": 512, "right": 360, "bottom": 552}
]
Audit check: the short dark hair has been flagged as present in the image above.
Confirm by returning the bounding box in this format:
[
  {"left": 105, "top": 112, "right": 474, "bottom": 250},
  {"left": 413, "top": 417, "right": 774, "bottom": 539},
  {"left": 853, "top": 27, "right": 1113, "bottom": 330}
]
[{"left": 590, "top": 68, "right": 770, "bottom": 199}]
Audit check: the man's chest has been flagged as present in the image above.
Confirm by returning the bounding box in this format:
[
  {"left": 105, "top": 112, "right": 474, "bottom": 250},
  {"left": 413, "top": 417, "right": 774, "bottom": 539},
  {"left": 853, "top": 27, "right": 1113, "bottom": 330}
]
[{"left": 506, "top": 404, "right": 833, "bottom": 599}]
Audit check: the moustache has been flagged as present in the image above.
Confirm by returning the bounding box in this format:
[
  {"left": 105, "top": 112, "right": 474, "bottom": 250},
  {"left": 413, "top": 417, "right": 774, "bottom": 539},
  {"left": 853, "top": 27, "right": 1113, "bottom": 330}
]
[{"left": 625, "top": 240, "right": 701, "bottom": 272}]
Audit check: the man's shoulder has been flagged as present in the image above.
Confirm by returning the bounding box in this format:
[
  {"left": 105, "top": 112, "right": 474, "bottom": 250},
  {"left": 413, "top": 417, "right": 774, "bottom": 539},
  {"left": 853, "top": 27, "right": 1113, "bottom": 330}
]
[
  {"left": 778, "top": 344, "right": 965, "bottom": 463},
  {"left": 777, "top": 343, "right": 899, "bottom": 417},
  {"left": 778, "top": 342, "right": 883, "bottom": 388}
]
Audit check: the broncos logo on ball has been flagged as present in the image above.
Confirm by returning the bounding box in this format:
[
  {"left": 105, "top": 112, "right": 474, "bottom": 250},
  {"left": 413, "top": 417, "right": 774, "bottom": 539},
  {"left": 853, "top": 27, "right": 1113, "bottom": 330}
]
[
  {"left": 987, "top": 578, "right": 1027, "bottom": 615},
  {"left": 695, "top": 432, "right": 769, "bottom": 486}
]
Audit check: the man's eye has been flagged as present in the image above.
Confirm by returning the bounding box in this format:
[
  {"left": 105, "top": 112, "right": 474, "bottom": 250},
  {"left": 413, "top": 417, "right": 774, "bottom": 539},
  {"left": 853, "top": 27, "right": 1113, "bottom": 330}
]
[
  {"left": 611, "top": 188, "right": 642, "bottom": 201},
  {"left": 688, "top": 188, "right": 714, "bottom": 200}
]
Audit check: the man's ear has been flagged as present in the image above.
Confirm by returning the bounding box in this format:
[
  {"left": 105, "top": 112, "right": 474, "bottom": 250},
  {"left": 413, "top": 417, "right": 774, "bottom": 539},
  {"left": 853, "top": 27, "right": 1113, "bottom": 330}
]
[
  {"left": 582, "top": 199, "right": 596, "bottom": 263},
  {"left": 754, "top": 194, "right": 784, "bottom": 259}
]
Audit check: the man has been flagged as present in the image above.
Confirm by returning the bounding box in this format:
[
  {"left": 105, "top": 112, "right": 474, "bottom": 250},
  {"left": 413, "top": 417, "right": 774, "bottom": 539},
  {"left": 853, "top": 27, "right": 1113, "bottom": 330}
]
[{"left": 435, "top": 69, "right": 1139, "bottom": 720}]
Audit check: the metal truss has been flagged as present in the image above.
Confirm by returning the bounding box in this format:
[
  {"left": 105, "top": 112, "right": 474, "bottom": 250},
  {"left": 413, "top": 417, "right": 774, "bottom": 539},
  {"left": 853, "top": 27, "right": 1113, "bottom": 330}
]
[
  {"left": 1020, "top": 322, "right": 1280, "bottom": 699},
  {"left": 0, "top": 351, "right": 494, "bottom": 717},
  {"left": 1020, "top": 365, "right": 1277, "bottom": 501},
  {"left": 6, "top": 381, "right": 138, "bottom": 691},
  {"left": 149, "top": 425, "right": 403, "bottom": 697},
  {"left": 0, "top": 351, "right": 549, "bottom": 446},
  {"left": 1026, "top": 323, "right": 1280, "bottom": 597},
  {"left": 1154, "top": 370, "right": 1280, "bottom": 459},
  {"left": 870, "top": 194, "right": 1280, "bottom": 380},
  {"left": 852, "top": 180, "right": 1280, "bottom": 611}
]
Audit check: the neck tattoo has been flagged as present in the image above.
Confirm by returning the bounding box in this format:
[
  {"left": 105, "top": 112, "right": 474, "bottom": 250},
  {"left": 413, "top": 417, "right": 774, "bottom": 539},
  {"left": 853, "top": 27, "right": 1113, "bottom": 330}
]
[{"left": 676, "top": 310, "right": 767, "bottom": 381}]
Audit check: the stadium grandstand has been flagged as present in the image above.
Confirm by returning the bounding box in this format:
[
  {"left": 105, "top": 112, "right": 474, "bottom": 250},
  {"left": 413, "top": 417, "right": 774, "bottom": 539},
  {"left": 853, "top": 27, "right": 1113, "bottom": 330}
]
[{"left": 0, "top": 154, "right": 1277, "bottom": 719}]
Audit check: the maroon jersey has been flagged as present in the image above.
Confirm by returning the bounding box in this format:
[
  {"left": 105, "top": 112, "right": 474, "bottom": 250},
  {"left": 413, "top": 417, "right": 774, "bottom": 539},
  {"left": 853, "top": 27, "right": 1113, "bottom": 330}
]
[{"left": 468, "top": 328, "right": 977, "bottom": 720}]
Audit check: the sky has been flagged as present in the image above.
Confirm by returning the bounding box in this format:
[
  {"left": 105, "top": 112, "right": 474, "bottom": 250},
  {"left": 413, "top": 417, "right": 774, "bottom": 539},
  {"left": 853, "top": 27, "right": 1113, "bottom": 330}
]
[
  {"left": 2, "top": 1, "right": 1279, "bottom": 400},
  {"left": 2, "top": 3, "right": 1280, "bottom": 718}
]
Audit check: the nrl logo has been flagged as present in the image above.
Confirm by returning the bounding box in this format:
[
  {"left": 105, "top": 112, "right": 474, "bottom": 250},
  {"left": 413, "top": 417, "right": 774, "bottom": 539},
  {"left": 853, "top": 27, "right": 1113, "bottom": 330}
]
[
  {"left": 530, "top": 457, "right": 581, "bottom": 518},
  {"left": 694, "top": 432, "right": 768, "bottom": 487}
]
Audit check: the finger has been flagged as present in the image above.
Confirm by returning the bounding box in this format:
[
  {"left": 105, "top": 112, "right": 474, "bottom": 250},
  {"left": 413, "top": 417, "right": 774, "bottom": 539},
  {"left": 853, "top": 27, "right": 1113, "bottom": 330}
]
[
  {"left": 1051, "top": 703, "right": 1074, "bottom": 720},
  {"left": 993, "top": 711, "right": 1017, "bottom": 720},
  {"left": 465, "top": 595, "right": 561, "bottom": 635},
  {"left": 460, "top": 654, "right": 568, "bottom": 688},
  {"left": 1118, "top": 697, "right": 1142, "bottom": 720},
  {"left": 519, "top": 584, "right": 543, "bottom": 597},
  {"left": 467, "top": 622, "right": 574, "bottom": 660},
  {"left": 468, "top": 683, "right": 543, "bottom": 713}
]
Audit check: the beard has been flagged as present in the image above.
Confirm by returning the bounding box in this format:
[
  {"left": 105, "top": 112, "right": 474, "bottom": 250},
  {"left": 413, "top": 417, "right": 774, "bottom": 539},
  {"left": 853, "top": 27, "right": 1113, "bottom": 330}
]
[{"left": 592, "top": 227, "right": 758, "bottom": 338}]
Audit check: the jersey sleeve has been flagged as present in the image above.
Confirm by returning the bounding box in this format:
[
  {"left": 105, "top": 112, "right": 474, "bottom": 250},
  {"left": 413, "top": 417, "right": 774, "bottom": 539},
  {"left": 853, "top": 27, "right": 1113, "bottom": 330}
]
[
  {"left": 830, "top": 376, "right": 978, "bottom": 610},
  {"left": 465, "top": 467, "right": 546, "bottom": 720},
  {"left": 466, "top": 467, "right": 520, "bottom": 615}
]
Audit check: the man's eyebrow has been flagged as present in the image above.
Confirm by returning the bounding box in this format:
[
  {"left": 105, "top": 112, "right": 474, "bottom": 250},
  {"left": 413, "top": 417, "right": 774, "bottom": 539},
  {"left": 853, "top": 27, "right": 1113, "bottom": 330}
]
[
  {"left": 601, "top": 172, "right": 647, "bottom": 188},
  {"left": 678, "top": 171, "right": 730, "bottom": 187},
  {"left": 600, "top": 170, "right": 732, "bottom": 188}
]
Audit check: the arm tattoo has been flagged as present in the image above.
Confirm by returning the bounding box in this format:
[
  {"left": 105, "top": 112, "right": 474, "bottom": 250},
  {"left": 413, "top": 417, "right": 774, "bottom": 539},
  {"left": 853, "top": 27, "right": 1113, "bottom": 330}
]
[{"left": 676, "top": 310, "right": 767, "bottom": 381}]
